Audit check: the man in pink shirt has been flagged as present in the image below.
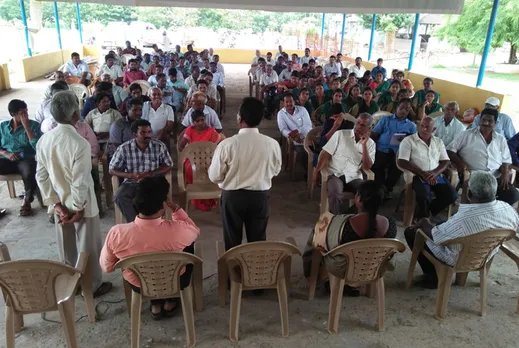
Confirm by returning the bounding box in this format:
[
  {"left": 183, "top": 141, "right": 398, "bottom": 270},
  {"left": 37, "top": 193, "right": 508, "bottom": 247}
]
[
  {"left": 100, "top": 176, "right": 200, "bottom": 319},
  {"left": 123, "top": 59, "right": 148, "bottom": 88}
]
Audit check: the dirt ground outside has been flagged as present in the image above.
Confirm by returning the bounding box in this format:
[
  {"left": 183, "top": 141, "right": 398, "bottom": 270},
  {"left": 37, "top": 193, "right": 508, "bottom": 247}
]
[{"left": 0, "top": 64, "right": 519, "bottom": 348}]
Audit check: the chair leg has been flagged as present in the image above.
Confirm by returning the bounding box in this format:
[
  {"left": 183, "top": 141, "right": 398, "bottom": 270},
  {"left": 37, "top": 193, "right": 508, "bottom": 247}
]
[
  {"left": 328, "top": 274, "right": 345, "bottom": 334},
  {"left": 406, "top": 235, "right": 424, "bottom": 289},
  {"left": 455, "top": 272, "right": 469, "bottom": 286},
  {"left": 80, "top": 263, "right": 96, "bottom": 323},
  {"left": 36, "top": 189, "right": 44, "bottom": 208},
  {"left": 403, "top": 186, "right": 415, "bottom": 227},
  {"left": 58, "top": 298, "right": 79, "bottom": 348},
  {"left": 435, "top": 268, "right": 454, "bottom": 320},
  {"left": 5, "top": 306, "right": 15, "bottom": 348},
  {"left": 283, "top": 258, "right": 292, "bottom": 291},
  {"left": 229, "top": 280, "right": 243, "bottom": 341},
  {"left": 376, "top": 278, "right": 385, "bottom": 332},
  {"left": 103, "top": 164, "right": 113, "bottom": 209},
  {"left": 14, "top": 313, "right": 23, "bottom": 333},
  {"left": 366, "top": 283, "right": 376, "bottom": 299},
  {"left": 217, "top": 259, "right": 228, "bottom": 307},
  {"left": 290, "top": 151, "right": 297, "bottom": 181},
  {"left": 308, "top": 249, "right": 321, "bottom": 300},
  {"left": 307, "top": 165, "right": 313, "bottom": 198},
  {"left": 480, "top": 266, "right": 488, "bottom": 317},
  {"left": 180, "top": 286, "right": 197, "bottom": 348},
  {"left": 7, "top": 181, "right": 16, "bottom": 199},
  {"left": 130, "top": 292, "right": 142, "bottom": 348},
  {"left": 123, "top": 279, "right": 133, "bottom": 317},
  {"left": 277, "top": 276, "right": 290, "bottom": 337},
  {"left": 193, "top": 244, "right": 204, "bottom": 312}
]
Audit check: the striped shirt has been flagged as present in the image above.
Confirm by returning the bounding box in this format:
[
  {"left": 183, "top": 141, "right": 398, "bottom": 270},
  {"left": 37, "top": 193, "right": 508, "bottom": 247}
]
[
  {"left": 427, "top": 200, "right": 519, "bottom": 266},
  {"left": 109, "top": 138, "right": 173, "bottom": 183},
  {"left": 0, "top": 119, "right": 41, "bottom": 157}
]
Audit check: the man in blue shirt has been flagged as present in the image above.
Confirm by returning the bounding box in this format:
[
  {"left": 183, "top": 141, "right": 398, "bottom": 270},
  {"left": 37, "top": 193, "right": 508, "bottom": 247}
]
[
  {"left": 371, "top": 58, "right": 387, "bottom": 80},
  {"left": 370, "top": 98, "right": 417, "bottom": 198},
  {"left": 471, "top": 97, "right": 516, "bottom": 140}
]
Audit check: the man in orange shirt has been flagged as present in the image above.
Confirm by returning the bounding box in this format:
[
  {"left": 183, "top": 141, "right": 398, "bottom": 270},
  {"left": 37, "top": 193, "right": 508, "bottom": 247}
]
[{"left": 100, "top": 176, "right": 200, "bottom": 319}]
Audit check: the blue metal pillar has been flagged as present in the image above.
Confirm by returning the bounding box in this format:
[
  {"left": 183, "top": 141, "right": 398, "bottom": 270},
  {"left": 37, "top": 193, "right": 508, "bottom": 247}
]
[
  {"left": 53, "top": 2, "right": 62, "bottom": 49},
  {"left": 18, "top": 0, "right": 32, "bottom": 57},
  {"left": 477, "top": 0, "right": 500, "bottom": 87},
  {"left": 339, "top": 14, "right": 347, "bottom": 54},
  {"left": 408, "top": 13, "right": 421, "bottom": 71},
  {"left": 76, "top": 3, "right": 83, "bottom": 44},
  {"left": 320, "top": 13, "right": 326, "bottom": 49},
  {"left": 367, "top": 14, "right": 376, "bottom": 61}
]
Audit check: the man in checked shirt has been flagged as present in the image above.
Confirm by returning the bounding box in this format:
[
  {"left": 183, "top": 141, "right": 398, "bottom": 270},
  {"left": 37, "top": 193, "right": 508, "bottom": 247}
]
[{"left": 109, "top": 119, "right": 173, "bottom": 222}]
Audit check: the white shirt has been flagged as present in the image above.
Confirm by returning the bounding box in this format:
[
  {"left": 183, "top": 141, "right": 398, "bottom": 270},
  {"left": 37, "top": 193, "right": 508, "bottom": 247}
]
[
  {"left": 182, "top": 106, "right": 222, "bottom": 130},
  {"left": 324, "top": 63, "right": 342, "bottom": 77},
  {"left": 97, "top": 64, "right": 123, "bottom": 80},
  {"left": 64, "top": 60, "right": 91, "bottom": 79},
  {"left": 36, "top": 124, "right": 98, "bottom": 217},
  {"left": 274, "top": 52, "right": 283, "bottom": 61},
  {"left": 142, "top": 102, "right": 175, "bottom": 136},
  {"left": 161, "top": 35, "right": 171, "bottom": 52},
  {"left": 323, "top": 130, "right": 376, "bottom": 183},
  {"left": 208, "top": 128, "right": 282, "bottom": 191},
  {"left": 279, "top": 68, "right": 294, "bottom": 81},
  {"left": 85, "top": 108, "right": 122, "bottom": 133},
  {"left": 349, "top": 64, "right": 366, "bottom": 78},
  {"left": 186, "top": 84, "right": 217, "bottom": 100},
  {"left": 112, "top": 85, "right": 129, "bottom": 106},
  {"left": 447, "top": 127, "right": 511, "bottom": 177},
  {"left": 260, "top": 72, "right": 279, "bottom": 86},
  {"left": 216, "top": 63, "right": 225, "bottom": 76},
  {"left": 277, "top": 106, "right": 313, "bottom": 145},
  {"left": 212, "top": 72, "right": 225, "bottom": 87},
  {"left": 184, "top": 75, "right": 198, "bottom": 89},
  {"left": 433, "top": 116, "right": 466, "bottom": 147},
  {"left": 251, "top": 56, "right": 263, "bottom": 65},
  {"left": 35, "top": 99, "right": 56, "bottom": 133},
  {"left": 398, "top": 133, "right": 449, "bottom": 181},
  {"left": 427, "top": 200, "right": 519, "bottom": 266},
  {"left": 300, "top": 56, "right": 314, "bottom": 65}
]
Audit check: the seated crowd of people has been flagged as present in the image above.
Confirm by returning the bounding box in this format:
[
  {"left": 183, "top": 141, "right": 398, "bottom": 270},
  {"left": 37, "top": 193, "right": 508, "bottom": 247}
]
[{"left": 1, "top": 42, "right": 519, "bottom": 327}]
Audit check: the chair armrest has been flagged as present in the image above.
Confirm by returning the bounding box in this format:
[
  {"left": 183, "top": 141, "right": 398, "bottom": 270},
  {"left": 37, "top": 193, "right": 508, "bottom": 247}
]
[
  {"left": 417, "top": 228, "right": 435, "bottom": 244},
  {"left": 361, "top": 168, "right": 374, "bottom": 180},
  {"left": 74, "top": 252, "right": 89, "bottom": 274},
  {"left": 177, "top": 152, "right": 186, "bottom": 192},
  {"left": 510, "top": 168, "right": 516, "bottom": 183}
]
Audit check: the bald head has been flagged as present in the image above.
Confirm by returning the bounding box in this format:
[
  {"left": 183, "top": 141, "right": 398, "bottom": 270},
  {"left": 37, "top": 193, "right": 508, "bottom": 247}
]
[{"left": 418, "top": 116, "right": 435, "bottom": 140}]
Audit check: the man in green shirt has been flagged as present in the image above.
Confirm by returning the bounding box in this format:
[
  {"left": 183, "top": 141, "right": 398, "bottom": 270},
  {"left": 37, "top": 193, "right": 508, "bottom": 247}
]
[{"left": 0, "top": 99, "right": 41, "bottom": 216}]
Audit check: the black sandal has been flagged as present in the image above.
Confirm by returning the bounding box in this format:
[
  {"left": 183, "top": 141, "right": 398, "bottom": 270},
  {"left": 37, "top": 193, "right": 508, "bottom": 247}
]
[
  {"left": 150, "top": 306, "right": 163, "bottom": 321},
  {"left": 162, "top": 299, "right": 180, "bottom": 318}
]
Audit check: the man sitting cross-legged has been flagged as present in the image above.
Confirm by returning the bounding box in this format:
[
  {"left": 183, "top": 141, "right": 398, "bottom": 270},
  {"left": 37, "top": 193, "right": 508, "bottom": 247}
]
[
  {"left": 397, "top": 117, "right": 458, "bottom": 221},
  {"left": 405, "top": 171, "right": 519, "bottom": 288},
  {"left": 100, "top": 176, "right": 200, "bottom": 320},
  {"left": 109, "top": 119, "right": 173, "bottom": 223},
  {"left": 313, "top": 113, "right": 375, "bottom": 214}
]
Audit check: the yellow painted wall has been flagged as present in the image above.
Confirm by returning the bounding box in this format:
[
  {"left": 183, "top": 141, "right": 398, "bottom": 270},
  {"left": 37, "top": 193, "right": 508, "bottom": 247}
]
[
  {"left": 0, "top": 63, "right": 10, "bottom": 90},
  {"left": 83, "top": 45, "right": 101, "bottom": 61},
  {"left": 20, "top": 46, "right": 82, "bottom": 82},
  {"left": 406, "top": 71, "right": 509, "bottom": 116}
]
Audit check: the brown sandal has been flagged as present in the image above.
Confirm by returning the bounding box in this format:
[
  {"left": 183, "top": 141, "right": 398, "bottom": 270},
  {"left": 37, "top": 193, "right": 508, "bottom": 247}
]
[{"left": 19, "top": 204, "right": 32, "bottom": 217}]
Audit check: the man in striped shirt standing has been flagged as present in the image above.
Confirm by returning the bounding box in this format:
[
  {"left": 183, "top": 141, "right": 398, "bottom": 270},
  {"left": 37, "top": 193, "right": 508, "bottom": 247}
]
[{"left": 405, "top": 171, "right": 519, "bottom": 288}]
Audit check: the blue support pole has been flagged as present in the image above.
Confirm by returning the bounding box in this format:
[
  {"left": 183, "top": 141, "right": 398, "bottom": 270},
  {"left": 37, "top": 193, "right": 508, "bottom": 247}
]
[
  {"left": 76, "top": 3, "right": 83, "bottom": 44},
  {"left": 339, "top": 14, "right": 347, "bottom": 54},
  {"left": 367, "top": 14, "right": 376, "bottom": 61},
  {"left": 408, "top": 13, "right": 421, "bottom": 71},
  {"left": 53, "top": 2, "right": 62, "bottom": 49},
  {"left": 320, "top": 13, "right": 326, "bottom": 49},
  {"left": 477, "top": 0, "right": 500, "bottom": 87},
  {"left": 18, "top": 0, "right": 32, "bottom": 57}
]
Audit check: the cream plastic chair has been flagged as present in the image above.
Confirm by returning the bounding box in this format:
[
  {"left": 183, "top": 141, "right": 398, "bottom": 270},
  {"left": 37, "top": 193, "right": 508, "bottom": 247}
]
[
  {"left": 371, "top": 111, "right": 392, "bottom": 125},
  {"left": 0, "top": 174, "right": 44, "bottom": 208},
  {"left": 129, "top": 80, "right": 151, "bottom": 96},
  {"left": 458, "top": 168, "right": 516, "bottom": 206},
  {"left": 311, "top": 104, "right": 325, "bottom": 126},
  {"left": 114, "top": 250, "right": 203, "bottom": 348},
  {"left": 500, "top": 235, "right": 519, "bottom": 312},
  {"left": 304, "top": 126, "right": 322, "bottom": 198},
  {"left": 177, "top": 141, "right": 221, "bottom": 213},
  {"left": 112, "top": 171, "right": 173, "bottom": 225},
  {"left": 318, "top": 151, "right": 374, "bottom": 215},
  {"left": 406, "top": 228, "right": 515, "bottom": 320},
  {"left": 120, "top": 54, "right": 135, "bottom": 66},
  {"left": 322, "top": 239, "right": 406, "bottom": 333},
  {"left": 0, "top": 250, "right": 95, "bottom": 348},
  {"left": 216, "top": 240, "right": 301, "bottom": 341},
  {"left": 68, "top": 83, "right": 89, "bottom": 109},
  {"left": 428, "top": 111, "right": 444, "bottom": 118}
]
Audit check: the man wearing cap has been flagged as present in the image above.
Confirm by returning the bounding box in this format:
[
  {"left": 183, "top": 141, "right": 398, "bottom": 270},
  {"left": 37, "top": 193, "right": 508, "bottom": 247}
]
[{"left": 470, "top": 97, "right": 515, "bottom": 140}]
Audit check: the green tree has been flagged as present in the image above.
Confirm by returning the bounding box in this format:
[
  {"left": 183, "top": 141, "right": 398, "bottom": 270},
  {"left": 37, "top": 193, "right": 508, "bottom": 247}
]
[
  {"left": 437, "top": 0, "right": 519, "bottom": 64},
  {"left": 359, "top": 14, "right": 413, "bottom": 33}
]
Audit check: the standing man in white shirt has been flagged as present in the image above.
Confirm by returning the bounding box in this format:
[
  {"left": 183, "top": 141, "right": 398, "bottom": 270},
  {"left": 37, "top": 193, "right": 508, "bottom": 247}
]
[
  {"left": 447, "top": 108, "right": 519, "bottom": 206},
  {"left": 277, "top": 93, "right": 313, "bottom": 177},
  {"left": 350, "top": 57, "right": 366, "bottom": 79},
  {"left": 36, "top": 91, "right": 112, "bottom": 297},
  {"left": 64, "top": 52, "right": 91, "bottom": 86},
  {"left": 251, "top": 49, "right": 263, "bottom": 67},
  {"left": 142, "top": 88, "right": 175, "bottom": 143},
  {"left": 213, "top": 54, "right": 225, "bottom": 76},
  {"left": 324, "top": 55, "right": 342, "bottom": 78},
  {"left": 313, "top": 113, "right": 376, "bottom": 214},
  {"left": 300, "top": 48, "right": 315, "bottom": 65},
  {"left": 433, "top": 101, "right": 465, "bottom": 147},
  {"left": 209, "top": 97, "right": 282, "bottom": 251},
  {"left": 398, "top": 117, "right": 458, "bottom": 220},
  {"left": 274, "top": 45, "right": 284, "bottom": 61}
]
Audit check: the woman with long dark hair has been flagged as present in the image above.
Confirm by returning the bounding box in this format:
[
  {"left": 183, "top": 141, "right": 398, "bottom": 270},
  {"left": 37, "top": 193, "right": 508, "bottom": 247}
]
[{"left": 349, "top": 87, "right": 380, "bottom": 117}]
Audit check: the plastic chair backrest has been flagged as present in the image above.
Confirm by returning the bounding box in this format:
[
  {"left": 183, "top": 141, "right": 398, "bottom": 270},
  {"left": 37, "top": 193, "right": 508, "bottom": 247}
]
[
  {"left": 326, "top": 239, "right": 406, "bottom": 284},
  {"left": 132, "top": 80, "right": 151, "bottom": 96},
  {"left": 428, "top": 111, "right": 444, "bottom": 118},
  {"left": 121, "top": 54, "right": 135, "bottom": 65},
  {"left": 372, "top": 111, "right": 392, "bottom": 125},
  {"left": 443, "top": 229, "right": 515, "bottom": 272},
  {"left": 69, "top": 83, "right": 89, "bottom": 101},
  {"left": 0, "top": 260, "right": 79, "bottom": 314},
  {"left": 303, "top": 126, "right": 322, "bottom": 155},
  {"left": 220, "top": 241, "right": 300, "bottom": 288},
  {"left": 343, "top": 113, "right": 358, "bottom": 124},
  {"left": 114, "top": 252, "right": 201, "bottom": 299},
  {"left": 179, "top": 141, "right": 217, "bottom": 185}
]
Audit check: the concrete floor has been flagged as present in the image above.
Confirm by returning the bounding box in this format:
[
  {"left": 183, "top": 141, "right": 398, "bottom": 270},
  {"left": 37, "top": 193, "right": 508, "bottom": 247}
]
[{"left": 0, "top": 65, "right": 519, "bottom": 348}]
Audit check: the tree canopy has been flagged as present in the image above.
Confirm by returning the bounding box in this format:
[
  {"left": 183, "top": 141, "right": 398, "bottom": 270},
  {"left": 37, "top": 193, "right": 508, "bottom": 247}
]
[{"left": 359, "top": 14, "right": 413, "bottom": 33}]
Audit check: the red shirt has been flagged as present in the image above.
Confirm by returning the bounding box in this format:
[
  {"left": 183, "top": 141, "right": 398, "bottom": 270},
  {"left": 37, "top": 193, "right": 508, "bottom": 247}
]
[
  {"left": 122, "top": 48, "right": 137, "bottom": 55},
  {"left": 123, "top": 70, "right": 148, "bottom": 87}
]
